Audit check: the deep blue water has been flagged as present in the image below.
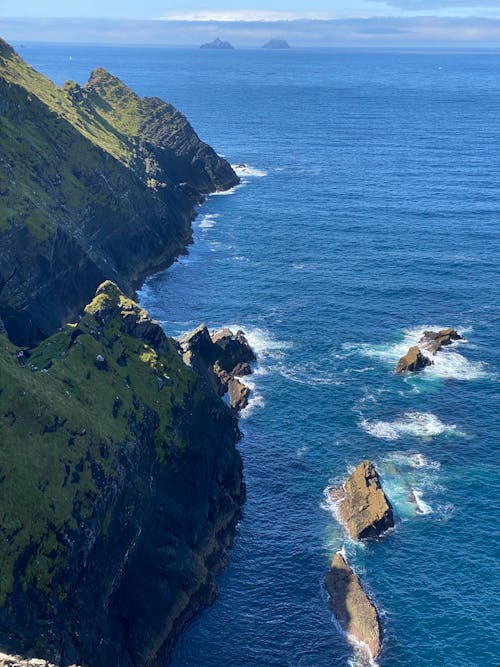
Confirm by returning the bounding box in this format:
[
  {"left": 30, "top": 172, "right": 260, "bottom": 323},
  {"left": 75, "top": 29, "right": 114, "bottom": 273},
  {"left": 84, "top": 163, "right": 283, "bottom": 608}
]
[{"left": 23, "top": 45, "right": 500, "bottom": 666}]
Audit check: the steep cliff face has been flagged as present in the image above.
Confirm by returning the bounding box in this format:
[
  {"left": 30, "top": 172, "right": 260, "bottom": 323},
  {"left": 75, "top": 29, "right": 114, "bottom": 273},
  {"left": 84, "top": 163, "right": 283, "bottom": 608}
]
[
  {"left": 0, "top": 38, "right": 239, "bottom": 346},
  {"left": 0, "top": 282, "right": 244, "bottom": 666}
]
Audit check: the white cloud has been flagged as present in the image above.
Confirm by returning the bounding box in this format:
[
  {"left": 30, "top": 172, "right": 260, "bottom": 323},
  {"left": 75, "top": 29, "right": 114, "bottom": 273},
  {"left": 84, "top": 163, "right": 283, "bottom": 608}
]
[{"left": 156, "top": 10, "right": 336, "bottom": 22}]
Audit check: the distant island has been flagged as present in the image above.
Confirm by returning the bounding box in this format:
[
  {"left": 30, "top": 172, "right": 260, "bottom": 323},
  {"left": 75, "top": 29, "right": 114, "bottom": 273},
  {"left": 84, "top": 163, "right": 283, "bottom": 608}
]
[
  {"left": 200, "top": 38, "right": 234, "bottom": 50},
  {"left": 262, "top": 39, "right": 290, "bottom": 49}
]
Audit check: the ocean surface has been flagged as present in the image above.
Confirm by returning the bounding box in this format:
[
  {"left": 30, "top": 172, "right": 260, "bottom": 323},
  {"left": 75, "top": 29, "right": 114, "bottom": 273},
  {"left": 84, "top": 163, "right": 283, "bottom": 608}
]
[{"left": 23, "top": 44, "right": 500, "bottom": 666}]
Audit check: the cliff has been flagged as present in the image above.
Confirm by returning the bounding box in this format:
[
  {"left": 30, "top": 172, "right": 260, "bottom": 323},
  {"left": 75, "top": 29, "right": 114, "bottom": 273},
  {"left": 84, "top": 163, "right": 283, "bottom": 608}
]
[
  {"left": 0, "top": 282, "right": 245, "bottom": 666},
  {"left": 0, "top": 38, "right": 238, "bottom": 346},
  {"left": 0, "top": 37, "right": 245, "bottom": 666}
]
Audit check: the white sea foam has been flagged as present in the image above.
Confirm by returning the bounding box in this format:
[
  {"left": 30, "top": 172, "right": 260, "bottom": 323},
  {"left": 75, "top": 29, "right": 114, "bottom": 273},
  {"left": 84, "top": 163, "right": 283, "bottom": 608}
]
[
  {"left": 232, "top": 163, "right": 268, "bottom": 178},
  {"left": 359, "top": 411, "right": 464, "bottom": 441},
  {"left": 198, "top": 213, "right": 220, "bottom": 229},
  {"left": 377, "top": 451, "right": 444, "bottom": 519},
  {"left": 347, "top": 324, "right": 488, "bottom": 382}
]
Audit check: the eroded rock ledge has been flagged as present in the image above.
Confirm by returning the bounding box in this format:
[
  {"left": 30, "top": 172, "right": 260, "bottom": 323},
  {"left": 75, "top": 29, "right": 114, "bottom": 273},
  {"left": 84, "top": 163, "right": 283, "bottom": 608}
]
[
  {"left": 325, "top": 552, "right": 382, "bottom": 660},
  {"left": 329, "top": 460, "right": 394, "bottom": 540}
]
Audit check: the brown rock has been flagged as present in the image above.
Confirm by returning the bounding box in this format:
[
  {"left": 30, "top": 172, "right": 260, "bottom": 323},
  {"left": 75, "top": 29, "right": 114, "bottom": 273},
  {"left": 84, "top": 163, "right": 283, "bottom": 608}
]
[
  {"left": 227, "top": 378, "right": 251, "bottom": 412},
  {"left": 325, "top": 552, "right": 382, "bottom": 660},
  {"left": 395, "top": 345, "right": 433, "bottom": 373},
  {"left": 419, "top": 328, "right": 462, "bottom": 355},
  {"left": 330, "top": 460, "right": 394, "bottom": 540}
]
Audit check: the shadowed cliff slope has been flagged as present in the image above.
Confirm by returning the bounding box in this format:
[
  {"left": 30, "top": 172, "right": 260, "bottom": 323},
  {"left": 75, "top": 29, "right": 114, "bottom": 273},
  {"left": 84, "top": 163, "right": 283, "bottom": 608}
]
[
  {"left": 0, "top": 281, "right": 245, "bottom": 666},
  {"left": 0, "top": 38, "right": 238, "bottom": 346}
]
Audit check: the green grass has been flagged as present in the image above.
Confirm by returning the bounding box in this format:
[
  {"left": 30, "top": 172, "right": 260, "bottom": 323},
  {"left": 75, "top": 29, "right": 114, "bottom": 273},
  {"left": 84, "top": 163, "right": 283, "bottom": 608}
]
[{"left": 0, "top": 282, "right": 197, "bottom": 604}]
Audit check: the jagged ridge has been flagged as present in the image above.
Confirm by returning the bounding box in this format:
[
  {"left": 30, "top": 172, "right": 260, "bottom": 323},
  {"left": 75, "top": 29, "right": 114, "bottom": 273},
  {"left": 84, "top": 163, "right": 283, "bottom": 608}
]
[{"left": 0, "top": 38, "right": 239, "bottom": 346}]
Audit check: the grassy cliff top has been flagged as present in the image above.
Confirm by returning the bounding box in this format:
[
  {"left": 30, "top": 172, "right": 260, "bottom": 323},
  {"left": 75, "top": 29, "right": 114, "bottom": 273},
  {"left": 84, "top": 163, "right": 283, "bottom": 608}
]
[
  {"left": 0, "top": 39, "right": 198, "bottom": 169},
  {"left": 0, "top": 282, "right": 198, "bottom": 606}
]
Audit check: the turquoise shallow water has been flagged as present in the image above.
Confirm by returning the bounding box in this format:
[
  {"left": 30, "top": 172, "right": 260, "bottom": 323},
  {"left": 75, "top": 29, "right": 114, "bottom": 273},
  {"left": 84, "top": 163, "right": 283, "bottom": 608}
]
[{"left": 25, "top": 45, "right": 500, "bottom": 666}]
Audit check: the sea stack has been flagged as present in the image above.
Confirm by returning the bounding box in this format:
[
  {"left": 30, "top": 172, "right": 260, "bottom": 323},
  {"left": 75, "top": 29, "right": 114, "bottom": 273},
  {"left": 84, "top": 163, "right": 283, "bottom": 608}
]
[
  {"left": 262, "top": 39, "right": 290, "bottom": 49},
  {"left": 325, "top": 552, "right": 382, "bottom": 660},
  {"left": 329, "top": 460, "right": 394, "bottom": 540},
  {"left": 395, "top": 345, "right": 433, "bottom": 373},
  {"left": 200, "top": 38, "right": 234, "bottom": 50}
]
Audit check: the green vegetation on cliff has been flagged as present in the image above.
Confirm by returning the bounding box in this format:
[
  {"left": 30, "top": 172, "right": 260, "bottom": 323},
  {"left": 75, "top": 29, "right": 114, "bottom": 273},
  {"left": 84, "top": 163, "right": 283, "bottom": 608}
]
[
  {"left": 0, "top": 282, "right": 244, "bottom": 665},
  {"left": 0, "top": 282, "right": 191, "bottom": 603},
  {"left": 0, "top": 37, "right": 238, "bottom": 346}
]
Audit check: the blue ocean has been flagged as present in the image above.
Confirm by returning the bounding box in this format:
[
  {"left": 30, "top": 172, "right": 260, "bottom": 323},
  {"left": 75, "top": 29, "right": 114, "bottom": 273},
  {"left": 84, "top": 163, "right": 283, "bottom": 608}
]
[{"left": 22, "top": 44, "right": 500, "bottom": 666}]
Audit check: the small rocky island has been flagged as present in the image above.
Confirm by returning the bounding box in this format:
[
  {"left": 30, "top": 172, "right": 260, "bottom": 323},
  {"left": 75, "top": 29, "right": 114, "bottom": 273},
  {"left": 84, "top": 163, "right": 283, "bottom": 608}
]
[
  {"left": 200, "top": 38, "right": 234, "bottom": 50},
  {"left": 325, "top": 553, "right": 382, "bottom": 660},
  {"left": 328, "top": 460, "right": 394, "bottom": 540},
  {"left": 262, "top": 39, "right": 290, "bottom": 49},
  {"left": 396, "top": 328, "right": 462, "bottom": 373}
]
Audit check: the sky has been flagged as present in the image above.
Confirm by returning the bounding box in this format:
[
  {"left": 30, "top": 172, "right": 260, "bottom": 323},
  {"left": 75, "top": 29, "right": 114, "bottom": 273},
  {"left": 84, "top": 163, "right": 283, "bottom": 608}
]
[
  {"left": 0, "top": 1, "right": 499, "bottom": 45},
  {"left": 1, "top": 0, "right": 500, "bottom": 19}
]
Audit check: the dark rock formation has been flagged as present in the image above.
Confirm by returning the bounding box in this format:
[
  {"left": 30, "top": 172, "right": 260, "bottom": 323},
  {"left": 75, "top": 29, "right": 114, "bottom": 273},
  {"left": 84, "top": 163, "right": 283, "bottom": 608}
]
[
  {"left": 329, "top": 460, "right": 394, "bottom": 540},
  {"left": 0, "top": 39, "right": 238, "bottom": 347},
  {"left": 419, "top": 328, "right": 462, "bottom": 355},
  {"left": 325, "top": 552, "right": 382, "bottom": 660},
  {"left": 200, "top": 38, "right": 234, "bottom": 50},
  {"left": 211, "top": 328, "right": 256, "bottom": 373},
  {"left": 262, "top": 39, "right": 290, "bottom": 49},
  {"left": 0, "top": 282, "right": 245, "bottom": 666},
  {"left": 395, "top": 345, "right": 433, "bottom": 373},
  {"left": 179, "top": 325, "right": 255, "bottom": 412}
]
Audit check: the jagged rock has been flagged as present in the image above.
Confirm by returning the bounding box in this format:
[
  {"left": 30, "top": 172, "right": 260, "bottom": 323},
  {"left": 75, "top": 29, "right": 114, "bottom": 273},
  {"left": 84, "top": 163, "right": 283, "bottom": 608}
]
[
  {"left": 179, "top": 325, "right": 256, "bottom": 411},
  {"left": 419, "top": 328, "right": 462, "bottom": 355},
  {"left": 330, "top": 461, "right": 394, "bottom": 540},
  {"left": 325, "top": 552, "right": 382, "bottom": 660},
  {"left": 395, "top": 345, "right": 433, "bottom": 373},
  {"left": 227, "top": 378, "right": 251, "bottom": 412},
  {"left": 211, "top": 328, "right": 256, "bottom": 374},
  {"left": 200, "top": 38, "right": 234, "bottom": 50}
]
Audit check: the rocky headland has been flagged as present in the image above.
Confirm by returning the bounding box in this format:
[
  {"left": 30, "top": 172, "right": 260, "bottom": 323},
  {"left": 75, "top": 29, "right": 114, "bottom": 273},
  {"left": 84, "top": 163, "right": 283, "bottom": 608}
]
[
  {"left": 329, "top": 460, "right": 394, "bottom": 540},
  {"left": 0, "top": 38, "right": 249, "bottom": 667},
  {"left": 0, "top": 37, "right": 238, "bottom": 347},
  {"left": 325, "top": 552, "right": 382, "bottom": 660}
]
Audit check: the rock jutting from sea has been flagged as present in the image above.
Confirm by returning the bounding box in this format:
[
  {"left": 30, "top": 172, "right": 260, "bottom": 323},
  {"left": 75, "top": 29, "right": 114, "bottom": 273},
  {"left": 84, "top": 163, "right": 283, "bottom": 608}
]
[
  {"left": 325, "top": 552, "right": 382, "bottom": 660},
  {"left": 395, "top": 327, "right": 462, "bottom": 373},
  {"left": 328, "top": 460, "right": 394, "bottom": 540},
  {"left": 179, "top": 324, "right": 256, "bottom": 412},
  {"left": 418, "top": 328, "right": 463, "bottom": 354}
]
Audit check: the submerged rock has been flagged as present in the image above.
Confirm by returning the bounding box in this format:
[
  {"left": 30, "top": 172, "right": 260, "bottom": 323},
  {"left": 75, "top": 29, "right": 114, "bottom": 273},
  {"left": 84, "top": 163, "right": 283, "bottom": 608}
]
[
  {"left": 419, "top": 328, "right": 462, "bottom": 355},
  {"left": 395, "top": 345, "right": 433, "bottom": 373},
  {"left": 330, "top": 460, "right": 394, "bottom": 540},
  {"left": 325, "top": 552, "right": 382, "bottom": 660}
]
